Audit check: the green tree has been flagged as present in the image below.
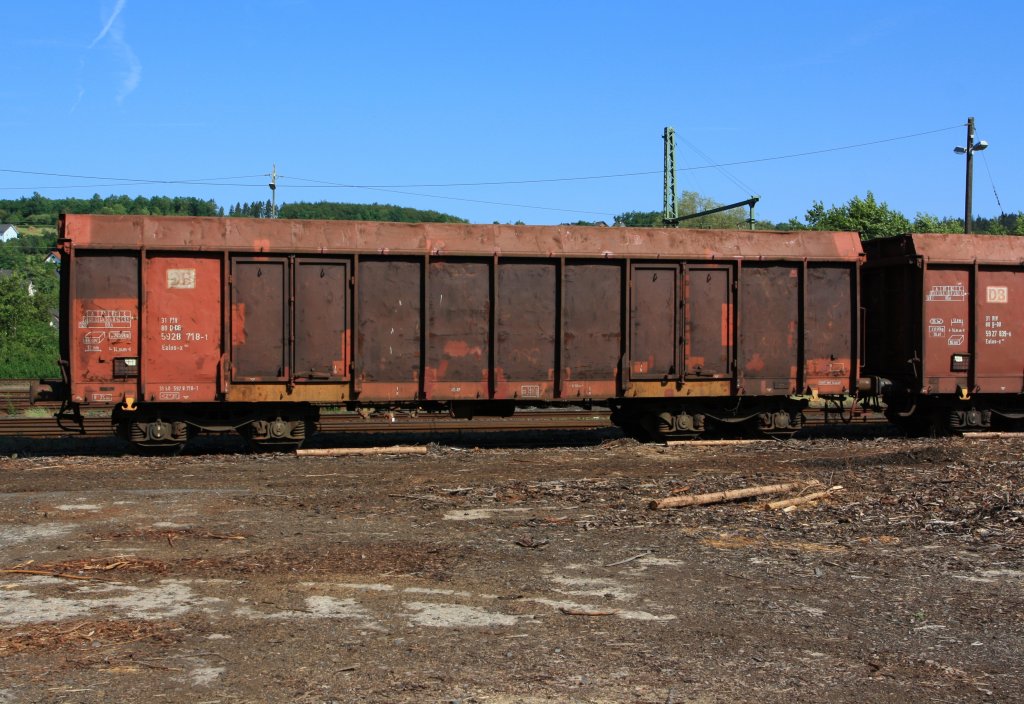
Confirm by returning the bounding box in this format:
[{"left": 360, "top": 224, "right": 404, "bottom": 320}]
[
  {"left": 805, "top": 191, "right": 911, "bottom": 240},
  {"left": 614, "top": 191, "right": 752, "bottom": 229},
  {"left": 0, "top": 269, "right": 59, "bottom": 378},
  {"left": 912, "top": 213, "right": 963, "bottom": 234}
]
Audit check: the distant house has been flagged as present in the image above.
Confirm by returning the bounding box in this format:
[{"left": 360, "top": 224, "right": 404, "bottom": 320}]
[
  {"left": 0, "top": 224, "right": 19, "bottom": 242},
  {"left": 44, "top": 250, "right": 62, "bottom": 266}
]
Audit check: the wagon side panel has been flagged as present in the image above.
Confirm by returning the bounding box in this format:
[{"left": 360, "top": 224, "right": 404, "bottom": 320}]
[
  {"left": 231, "top": 257, "right": 289, "bottom": 382},
  {"left": 294, "top": 258, "right": 350, "bottom": 381},
  {"left": 68, "top": 252, "right": 140, "bottom": 407},
  {"left": 804, "top": 263, "right": 857, "bottom": 395},
  {"left": 494, "top": 260, "right": 556, "bottom": 401},
  {"left": 424, "top": 259, "right": 490, "bottom": 400},
  {"left": 684, "top": 265, "right": 733, "bottom": 381},
  {"left": 737, "top": 263, "right": 799, "bottom": 395},
  {"left": 562, "top": 261, "right": 621, "bottom": 399},
  {"left": 356, "top": 257, "right": 421, "bottom": 401},
  {"left": 142, "top": 254, "right": 221, "bottom": 403},
  {"left": 629, "top": 263, "right": 678, "bottom": 379},
  {"left": 975, "top": 268, "right": 1024, "bottom": 393},
  {"left": 921, "top": 265, "right": 970, "bottom": 394}
]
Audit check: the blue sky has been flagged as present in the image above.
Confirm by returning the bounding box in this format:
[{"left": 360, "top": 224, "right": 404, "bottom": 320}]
[{"left": 2, "top": 1, "right": 1021, "bottom": 226}]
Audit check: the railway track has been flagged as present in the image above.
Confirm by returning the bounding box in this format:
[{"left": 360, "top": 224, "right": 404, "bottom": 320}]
[
  {"left": 0, "top": 415, "right": 114, "bottom": 438},
  {"left": 0, "top": 408, "right": 891, "bottom": 442},
  {"left": 0, "top": 409, "right": 615, "bottom": 439}
]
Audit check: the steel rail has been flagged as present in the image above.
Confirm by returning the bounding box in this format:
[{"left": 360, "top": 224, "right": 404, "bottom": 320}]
[{"left": 0, "top": 409, "right": 613, "bottom": 439}]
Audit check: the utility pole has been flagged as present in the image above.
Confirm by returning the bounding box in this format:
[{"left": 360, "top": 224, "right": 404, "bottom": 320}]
[
  {"left": 268, "top": 164, "right": 277, "bottom": 219},
  {"left": 965, "top": 118, "right": 975, "bottom": 234},
  {"left": 662, "top": 126, "right": 759, "bottom": 230},
  {"left": 954, "top": 117, "right": 988, "bottom": 234},
  {"left": 663, "top": 127, "right": 678, "bottom": 223}
]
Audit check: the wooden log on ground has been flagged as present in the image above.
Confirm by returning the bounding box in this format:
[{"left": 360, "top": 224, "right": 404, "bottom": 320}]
[
  {"left": 767, "top": 488, "right": 838, "bottom": 510},
  {"left": 649, "top": 480, "right": 821, "bottom": 510},
  {"left": 296, "top": 445, "right": 428, "bottom": 457},
  {"left": 665, "top": 439, "right": 771, "bottom": 447}
]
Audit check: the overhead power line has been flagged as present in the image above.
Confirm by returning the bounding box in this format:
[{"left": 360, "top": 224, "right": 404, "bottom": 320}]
[
  {"left": 0, "top": 123, "right": 970, "bottom": 219},
  {"left": 979, "top": 152, "right": 1004, "bottom": 216},
  {"left": 0, "top": 123, "right": 965, "bottom": 193},
  {"left": 680, "top": 124, "right": 965, "bottom": 173},
  {"left": 0, "top": 168, "right": 267, "bottom": 184}
]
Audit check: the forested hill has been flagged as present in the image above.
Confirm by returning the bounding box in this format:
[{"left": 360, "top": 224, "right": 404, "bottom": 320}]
[
  {"left": 272, "top": 201, "right": 466, "bottom": 223},
  {"left": 0, "top": 193, "right": 222, "bottom": 227},
  {"left": 0, "top": 194, "right": 467, "bottom": 229}
]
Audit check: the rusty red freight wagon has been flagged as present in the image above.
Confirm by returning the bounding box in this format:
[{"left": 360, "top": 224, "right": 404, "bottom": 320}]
[
  {"left": 863, "top": 233, "right": 1024, "bottom": 433},
  {"left": 58, "top": 214, "right": 864, "bottom": 450}
]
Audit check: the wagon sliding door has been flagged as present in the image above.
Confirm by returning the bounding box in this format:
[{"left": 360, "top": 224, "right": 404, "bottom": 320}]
[
  {"left": 738, "top": 264, "right": 799, "bottom": 395},
  {"left": 232, "top": 257, "right": 350, "bottom": 385},
  {"left": 356, "top": 257, "right": 422, "bottom": 401},
  {"left": 143, "top": 254, "right": 221, "bottom": 402},
  {"left": 684, "top": 265, "right": 732, "bottom": 379},
  {"left": 294, "top": 259, "right": 350, "bottom": 381},
  {"left": 231, "top": 258, "right": 288, "bottom": 382},
  {"left": 562, "top": 262, "right": 622, "bottom": 398},
  {"left": 630, "top": 263, "right": 679, "bottom": 379},
  {"left": 804, "top": 263, "right": 856, "bottom": 394},
  {"left": 495, "top": 260, "right": 556, "bottom": 400},
  {"left": 425, "top": 259, "right": 490, "bottom": 400}
]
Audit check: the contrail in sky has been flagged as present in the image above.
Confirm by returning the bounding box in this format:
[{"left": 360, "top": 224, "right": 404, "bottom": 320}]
[
  {"left": 82, "top": 0, "right": 140, "bottom": 104},
  {"left": 89, "top": 0, "right": 126, "bottom": 48}
]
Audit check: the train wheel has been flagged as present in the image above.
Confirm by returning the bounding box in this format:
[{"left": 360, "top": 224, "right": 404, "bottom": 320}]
[
  {"left": 755, "top": 409, "right": 803, "bottom": 440},
  {"left": 611, "top": 409, "right": 707, "bottom": 443},
  {"left": 120, "top": 418, "right": 190, "bottom": 454},
  {"left": 948, "top": 407, "right": 991, "bottom": 434},
  {"left": 240, "top": 416, "right": 310, "bottom": 452}
]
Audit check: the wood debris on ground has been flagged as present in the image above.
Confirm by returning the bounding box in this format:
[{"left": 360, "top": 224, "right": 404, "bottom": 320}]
[
  {"left": 0, "top": 619, "right": 181, "bottom": 656},
  {"left": 649, "top": 480, "right": 822, "bottom": 510}
]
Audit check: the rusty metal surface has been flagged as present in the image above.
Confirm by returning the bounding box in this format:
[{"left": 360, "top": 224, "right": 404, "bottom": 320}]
[
  {"left": 973, "top": 268, "right": 1024, "bottom": 392},
  {"left": 142, "top": 255, "right": 221, "bottom": 403},
  {"left": 356, "top": 258, "right": 421, "bottom": 397},
  {"left": 69, "top": 253, "right": 139, "bottom": 406},
  {"left": 294, "top": 259, "right": 350, "bottom": 380},
  {"left": 495, "top": 261, "right": 556, "bottom": 400},
  {"left": 804, "top": 265, "right": 855, "bottom": 394},
  {"left": 864, "top": 234, "right": 1024, "bottom": 398},
  {"left": 739, "top": 264, "right": 799, "bottom": 394},
  {"left": 630, "top": 264, "right": 678, "bottom": 378},
  {"left": 425, "top": 260, "right": 490, "bottom": 400},
  {"left": 685, "top": 266, "right": 731, "bottom": 378},
  {"left": 231, "top": 258, "right": 288, "bottom": 381},
  {"left": 562, "top": 262, "right": 621, "bottom": 399},
  {"left": 921, "top": 266, "right": 970, "bottom": 394},
  {"left": 906, "top": 233, "right": 1024, "bottom": 264},
  {"left": 61, "top": 215, "right": 862, "bottom": 261},
  {"left": 62, "top": 215, "right": 865, "bottom": 411}
]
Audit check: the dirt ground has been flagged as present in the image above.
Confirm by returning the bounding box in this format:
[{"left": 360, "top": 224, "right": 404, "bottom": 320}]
[{"left": 0, "top": 427, "right": 1022, "bottom": 703}]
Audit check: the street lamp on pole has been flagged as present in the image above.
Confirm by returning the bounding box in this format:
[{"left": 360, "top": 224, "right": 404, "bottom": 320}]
[{"left": 953, "top": 116, "right": 988, "bottom": 234}]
